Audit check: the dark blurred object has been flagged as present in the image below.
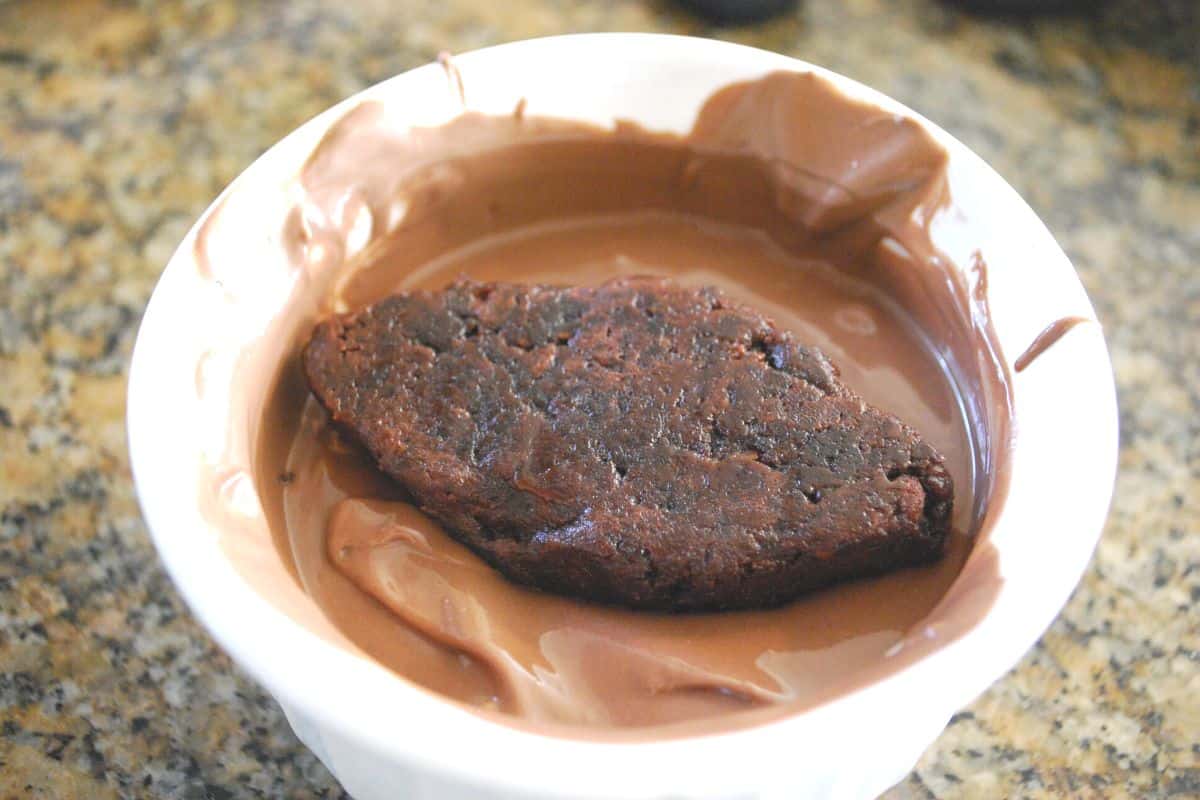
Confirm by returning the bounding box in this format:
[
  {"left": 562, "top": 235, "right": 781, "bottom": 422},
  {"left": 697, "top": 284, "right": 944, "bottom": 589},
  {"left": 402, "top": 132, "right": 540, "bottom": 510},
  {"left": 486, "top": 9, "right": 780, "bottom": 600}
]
[
  {"left": 674, "top": 0, "right": 798, "bottom": 25},
  {"left": 941, "top": 0, "right": 1107, "bottom": 14}
]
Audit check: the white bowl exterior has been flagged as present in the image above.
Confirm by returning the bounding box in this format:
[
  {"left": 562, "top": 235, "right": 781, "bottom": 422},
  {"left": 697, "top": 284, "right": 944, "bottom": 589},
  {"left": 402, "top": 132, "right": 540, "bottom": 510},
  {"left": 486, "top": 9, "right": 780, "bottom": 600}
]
[{"left": 127, "top": 34, "right": 1118, "bottom": 800}]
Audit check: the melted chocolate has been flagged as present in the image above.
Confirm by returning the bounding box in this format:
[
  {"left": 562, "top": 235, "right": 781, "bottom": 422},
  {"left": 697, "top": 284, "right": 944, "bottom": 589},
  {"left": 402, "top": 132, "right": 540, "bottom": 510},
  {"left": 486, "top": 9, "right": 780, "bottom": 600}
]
[
  {"left": 199, "top": 71, "right": 1013, "bottom": 737},
  {"left": 1014, "top": 316, "right": 1091, "bottom": 372}
]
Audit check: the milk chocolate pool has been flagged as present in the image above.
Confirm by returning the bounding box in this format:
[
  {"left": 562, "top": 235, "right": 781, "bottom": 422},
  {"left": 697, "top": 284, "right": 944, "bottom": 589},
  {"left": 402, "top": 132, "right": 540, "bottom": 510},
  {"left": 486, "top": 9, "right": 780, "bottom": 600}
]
[{"left": 200, "top": 70, "right": 1020, "bottom": 734}]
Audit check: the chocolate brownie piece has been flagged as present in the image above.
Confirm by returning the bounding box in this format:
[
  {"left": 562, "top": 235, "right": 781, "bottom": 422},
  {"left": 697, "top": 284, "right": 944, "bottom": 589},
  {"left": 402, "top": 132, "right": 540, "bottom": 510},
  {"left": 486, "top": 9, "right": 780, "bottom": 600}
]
[{"left": 303, "top": 279, "right": 953, "bottom": 612}]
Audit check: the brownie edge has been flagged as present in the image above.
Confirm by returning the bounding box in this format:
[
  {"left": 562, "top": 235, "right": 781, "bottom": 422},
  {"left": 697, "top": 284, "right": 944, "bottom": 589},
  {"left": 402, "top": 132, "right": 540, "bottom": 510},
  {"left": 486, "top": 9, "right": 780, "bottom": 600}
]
[{"left": 303, "top": 278, "right": 953, "bottom": 612}]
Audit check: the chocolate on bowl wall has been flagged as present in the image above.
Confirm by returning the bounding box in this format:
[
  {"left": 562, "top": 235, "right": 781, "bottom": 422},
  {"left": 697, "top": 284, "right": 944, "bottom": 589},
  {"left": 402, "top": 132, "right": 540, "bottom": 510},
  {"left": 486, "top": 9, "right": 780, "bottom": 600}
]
[{"left": 199, "top": 70, "right": 1027, "bottom": 735}]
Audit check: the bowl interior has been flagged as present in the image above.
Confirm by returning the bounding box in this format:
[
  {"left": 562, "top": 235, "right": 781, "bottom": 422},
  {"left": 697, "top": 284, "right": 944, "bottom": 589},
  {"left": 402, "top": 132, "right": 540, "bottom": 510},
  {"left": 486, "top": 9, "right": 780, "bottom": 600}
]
[{"left": 127, "top": 33, "right": 1117, "bottom": 798}]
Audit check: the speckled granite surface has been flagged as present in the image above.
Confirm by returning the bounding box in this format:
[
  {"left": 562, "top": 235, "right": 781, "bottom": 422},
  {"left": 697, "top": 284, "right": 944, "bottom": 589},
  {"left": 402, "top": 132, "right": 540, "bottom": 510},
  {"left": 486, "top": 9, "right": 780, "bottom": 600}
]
[{"left": 0, "top": 0, "right": 1196, "bottom": 797}]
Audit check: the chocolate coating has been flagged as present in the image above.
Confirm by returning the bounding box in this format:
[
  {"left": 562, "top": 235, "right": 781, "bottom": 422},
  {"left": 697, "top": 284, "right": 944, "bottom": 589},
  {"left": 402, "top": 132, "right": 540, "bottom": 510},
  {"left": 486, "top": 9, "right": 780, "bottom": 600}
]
[
  {"left": 303, "top": 278, "right": 953, "bottom": 611},
  {"left": 202, "top": 69, "right": 1013, "bottom": 730}
]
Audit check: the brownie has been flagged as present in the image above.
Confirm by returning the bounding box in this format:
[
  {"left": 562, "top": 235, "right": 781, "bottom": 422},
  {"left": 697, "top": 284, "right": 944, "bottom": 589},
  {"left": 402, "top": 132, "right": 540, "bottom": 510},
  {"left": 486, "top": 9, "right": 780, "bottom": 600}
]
[{"left": 303, "top": 279, "right": 953, "bottom": 612}]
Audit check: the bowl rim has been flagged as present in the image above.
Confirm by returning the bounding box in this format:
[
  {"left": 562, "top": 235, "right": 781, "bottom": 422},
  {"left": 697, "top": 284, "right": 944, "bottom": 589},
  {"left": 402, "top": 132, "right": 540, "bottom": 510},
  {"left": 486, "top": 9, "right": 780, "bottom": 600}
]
[{"left": 127, "top": 32, "right": 1118, "bottom": 798}]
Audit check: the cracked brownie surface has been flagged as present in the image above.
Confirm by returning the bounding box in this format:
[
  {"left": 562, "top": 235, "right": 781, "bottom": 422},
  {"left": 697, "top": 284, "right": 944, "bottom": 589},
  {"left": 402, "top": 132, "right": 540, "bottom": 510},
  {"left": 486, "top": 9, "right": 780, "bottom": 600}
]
[{"left": 303, "top": 278, "right": 953, "bottom": 611}]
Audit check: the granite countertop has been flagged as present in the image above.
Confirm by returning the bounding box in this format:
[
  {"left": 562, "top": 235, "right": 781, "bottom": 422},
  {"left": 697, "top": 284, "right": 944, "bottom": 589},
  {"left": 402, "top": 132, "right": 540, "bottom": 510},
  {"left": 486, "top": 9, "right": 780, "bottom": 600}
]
[{"left": 1, "top": 0, "right": 1196, "bottom": 797}]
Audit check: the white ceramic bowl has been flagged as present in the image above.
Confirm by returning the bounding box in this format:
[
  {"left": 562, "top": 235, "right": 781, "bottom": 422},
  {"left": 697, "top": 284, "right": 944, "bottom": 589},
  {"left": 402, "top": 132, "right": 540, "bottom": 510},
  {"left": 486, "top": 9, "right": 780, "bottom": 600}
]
[{"left": 128, "top": 34, "right": 1117, "bottom": 800}]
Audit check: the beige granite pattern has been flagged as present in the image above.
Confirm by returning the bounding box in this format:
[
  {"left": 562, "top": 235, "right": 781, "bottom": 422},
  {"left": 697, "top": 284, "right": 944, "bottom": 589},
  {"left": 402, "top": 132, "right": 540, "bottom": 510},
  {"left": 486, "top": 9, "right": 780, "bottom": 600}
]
[{"left": 0, "top": 0, "right": 1196, "bottom": 797}]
